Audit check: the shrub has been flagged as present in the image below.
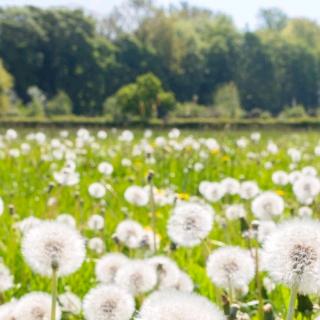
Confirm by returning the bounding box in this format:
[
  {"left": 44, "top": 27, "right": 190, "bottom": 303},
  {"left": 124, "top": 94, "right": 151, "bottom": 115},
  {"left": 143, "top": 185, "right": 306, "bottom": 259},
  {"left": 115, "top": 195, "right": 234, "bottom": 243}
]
[
  {"left": 213, "top": 82, "right": 244, "bottom": 118},
  {"left": 279, "top": 104, "right": 308, "bottom": 119},
  {"left": 26, "top": 86, "right": 46, "bottom": 117},
  {"left": 170, "top": 102, "right": 213, "bottom": 118},
  {"left": 46, "top": 91, "right": 73, "bottom": 116},
  {"left": 157, "top": 91, "right": 176, "bottom": 119}
]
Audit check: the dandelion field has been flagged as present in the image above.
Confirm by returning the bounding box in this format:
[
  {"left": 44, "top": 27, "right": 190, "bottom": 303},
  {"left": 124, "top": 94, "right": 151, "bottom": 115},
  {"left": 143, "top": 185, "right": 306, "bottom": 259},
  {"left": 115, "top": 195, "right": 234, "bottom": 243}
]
[{"left": 1, "top": 128, "right": 320, "bottom": 320}]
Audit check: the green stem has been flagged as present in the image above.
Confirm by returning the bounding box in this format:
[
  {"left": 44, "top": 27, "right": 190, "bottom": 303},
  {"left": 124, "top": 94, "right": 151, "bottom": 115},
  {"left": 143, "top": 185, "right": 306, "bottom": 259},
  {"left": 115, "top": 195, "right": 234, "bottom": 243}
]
[
  {"left": 287, "top": 283, "right": 298, "bottom": 320},
  {"left": 255, "top": 246, "right": 264, "bottom": 320},
  {"left": 51, "top": 266, "right": 58, "bottom": 320},
  {"left": 148, "top": 172, "right": 157, "bottom": 253}
]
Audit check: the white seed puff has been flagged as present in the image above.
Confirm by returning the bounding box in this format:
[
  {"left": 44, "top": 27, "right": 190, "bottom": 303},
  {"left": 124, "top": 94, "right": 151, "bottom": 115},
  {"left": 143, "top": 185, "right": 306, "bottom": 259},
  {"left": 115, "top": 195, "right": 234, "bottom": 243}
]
[
  {"left": 83, "top": 285, "right": 135, "bottom": 320},
  {"left": 22, "top": 221, "right": 86, "bottom": 276}
]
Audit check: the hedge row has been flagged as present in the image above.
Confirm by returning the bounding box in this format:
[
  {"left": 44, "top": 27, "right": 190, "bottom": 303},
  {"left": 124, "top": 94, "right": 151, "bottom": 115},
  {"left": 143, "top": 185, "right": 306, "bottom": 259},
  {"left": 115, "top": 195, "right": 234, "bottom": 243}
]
[{"left": 1, "top": 117, "right": 320, "bottom": 130}]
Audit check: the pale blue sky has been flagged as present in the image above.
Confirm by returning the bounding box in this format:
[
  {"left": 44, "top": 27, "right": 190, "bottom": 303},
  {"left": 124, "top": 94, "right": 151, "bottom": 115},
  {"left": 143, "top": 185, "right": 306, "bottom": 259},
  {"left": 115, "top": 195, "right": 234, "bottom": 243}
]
[{"left": 1, "top": 0, "right": 320, "bottom": 29}]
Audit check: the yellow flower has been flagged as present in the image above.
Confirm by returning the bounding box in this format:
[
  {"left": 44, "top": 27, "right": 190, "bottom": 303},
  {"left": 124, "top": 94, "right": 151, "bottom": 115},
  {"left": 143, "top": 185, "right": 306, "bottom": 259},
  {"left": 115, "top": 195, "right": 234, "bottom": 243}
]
[
  {"left": 275, "top": 190, "right": 285, "bottom": 196},
  {"left": 211, "top": 148, "right": 220, "bottom": 155},
  {"left": 177, "top": 193, "right": 190, "bottom": 200},
  {"left": 222, "top": 155, "right": 230, "bottom": 161}
]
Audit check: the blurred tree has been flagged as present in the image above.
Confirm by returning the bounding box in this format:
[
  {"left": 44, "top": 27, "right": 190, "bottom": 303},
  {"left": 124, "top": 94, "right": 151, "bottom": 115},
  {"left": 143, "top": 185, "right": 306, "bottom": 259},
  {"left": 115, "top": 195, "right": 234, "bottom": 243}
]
[
  {"left": 258, "top": 8, "right": 288, "bottom": 31},
  {"left": 236, "top": 32, "right": 277, "bottom": 113},
  {"left": 46, "top": 91, "right": 73, "bottom": 116},
  {"left": 0, "top": 59, "right": 14, "bottom": 114},
  {"left": 0, "top": 7, "right": 117, "bottom": 115}
]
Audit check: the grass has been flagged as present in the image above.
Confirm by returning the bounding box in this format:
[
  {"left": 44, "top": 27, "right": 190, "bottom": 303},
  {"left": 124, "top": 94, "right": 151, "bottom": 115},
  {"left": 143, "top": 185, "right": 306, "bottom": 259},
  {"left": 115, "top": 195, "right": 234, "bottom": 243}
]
[{"left": 0, "top": 128, "right": 319, "bottom": 319}]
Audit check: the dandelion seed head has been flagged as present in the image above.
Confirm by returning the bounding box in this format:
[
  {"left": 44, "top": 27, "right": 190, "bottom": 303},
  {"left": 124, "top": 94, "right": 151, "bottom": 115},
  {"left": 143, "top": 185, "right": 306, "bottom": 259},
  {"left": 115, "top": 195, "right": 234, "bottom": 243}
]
[
  {"left": 83, "top": 285, "right": 135, "bottom": 320},
  {"left": 22, "top": 221, "right": 86, "bottom": 277},
  {"left": 168, "top": 202, "right": 214, "bottom": 247},
  {"left": 263, "top": 219, "right": 320, "bottom": 294},
  {"left": 139, "top": 290, "right": 226, "bottom": 320},
  {"left": 95, "top": 253, "right": 129, "bottom": 284},
  {"left": 13, "top": 292, "right": 61, "bottom": 320},
  {"left": 206, "top": 246, "right": 254, "bottom": 290},
  {"left": 115, "top": 260, "right": 157, "bottom": 295},
  {"left": 251, "top": 192, "right": 284, "bottom": 220}
]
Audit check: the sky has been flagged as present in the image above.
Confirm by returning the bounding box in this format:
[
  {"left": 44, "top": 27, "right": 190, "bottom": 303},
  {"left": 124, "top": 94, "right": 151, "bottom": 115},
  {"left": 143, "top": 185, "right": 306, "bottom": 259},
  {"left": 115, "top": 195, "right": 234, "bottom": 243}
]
[{"left": 1, "top": 0, "right": 320, "bottom": 29}]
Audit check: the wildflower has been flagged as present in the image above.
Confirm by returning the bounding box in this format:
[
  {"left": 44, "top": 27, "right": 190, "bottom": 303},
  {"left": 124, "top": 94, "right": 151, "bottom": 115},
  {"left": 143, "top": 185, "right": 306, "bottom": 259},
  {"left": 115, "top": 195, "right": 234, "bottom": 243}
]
[
  {"left": 139, "top": 290, "right": 226, "bottom": 320},
  {"left": 88, "top": 237, "right": 105, "bottom": 255},
  {"left": 13, "top": 292, "right": 61, "bottom": 320},
  {"left": 58, "top": 291, "right": 81, "bottom": 315},
  {"left": 0, "top": 301, "right": 16, "bottom": 319},
  {"left": 114, "top": 220, "right": 144, "bottom": 249},
  {"left": 200, "top": 182, "right": 225, "bottom": 202},
  {"left": 251, "top": 192, "right": 284, "bottom": 220},
  {"left": 263, "top": 219, "right": 320, "bottom": 294},
  {"left": 221, "top": 178, "right": 240, "bottom": 195},
  {"left": 22, "top": 221, "right": 85, "bottom": 277},
  {"left": 272, "top": 171, "right": 289, "bottom": 186},
  {"left": 225, "top": 205, "right": 246, "bottom": 220},
  {"left": 95, "top": 253, "right": 129, "bottom": 284},
  {"left": 173, "top": 271, "right": 194, "bottom": 292},
  {"left": 206, "top": 246, "right": 254, "bottom": 292},
  {"left": 87, "top": 214, "right": 105, "bottom": 231},
  {"left": 84, "top": 285, "right": 135, "bottom": 320},
  {"left": 56, "top": 213, "right": 76, "bottom": 228},
  {"left": 239, "top": 181, "right": 259, "bottom": 200},
  {"left": 167, "top": 202, "right": 214, "bottom": 247},
  {"left": 124, "top": 186, "right": 148, "bottom": 206},
  {"left": 98, "top": 162, "right": 113, "bottom": 176},
  {"left": 148, "top": 256, "right": 180, "bottom": 289},
  {"left": 263, "top": 219, "right": 320, "bottom": 319},
  {"left": 88, "top": 182, "right": 106, "bottom": 199},
  {"left": 115, "top": 260, "right": 157, "bottom": 295},
  {"left": 0, "top": 263, "right": 14, "bottom": 292},
  {"left": 293, "top": 176, "right": 320, "bottom": 204}
]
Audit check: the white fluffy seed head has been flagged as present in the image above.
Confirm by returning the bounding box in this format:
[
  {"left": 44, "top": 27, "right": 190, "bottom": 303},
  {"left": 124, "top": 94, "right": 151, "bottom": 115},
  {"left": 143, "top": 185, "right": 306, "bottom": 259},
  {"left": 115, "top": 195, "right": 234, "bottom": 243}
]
[
  {"left": 148, "top": 256, "right": 180, "bottom": 289},
  {"left": 0, "top": 263, "right": 14, "bottom": 292},
  {"left": 95, "top": 253, "right": 129, "bottom": 284},
  {"left": 88, "top": 182, "right": 106, "bottom": 199},
  {"left": 83, "top": 285, "right": 135, "bottom": 320},
  {"left": 56, "top": 213, "right": 77, "bottom": 228},
  {"left": 251, "top": 192, "right": 284, "bottom": 220},
  {"left": 22, "top": 221, "right": 86, "bottom": 277},
  {"left": 139, "top": 289, "right": 226, "bottom": 320},
  {"left": 124, "top": 186, "right": 149, "bottom": 206},
  {"left": 0, "top": 301, "right": 16, "bottom": 320},
  {"left": 239, "top": 181, "right": 259, "bottom": 200},
  {"left": 206, "top": 246, "right": 255, "bottom": 290},
  {"left": 13, "top": 292, "right": 61, "bottom": 320},
  {"left": 263, "top": 218, "right": 320, "bottom": 294},
  {"left": 58, "top": 291, "right": 82, "bottom": 315},
  {"left": 114, "top": 220, "right": 144, "bottom": 249},
  {"left": 167, "top": 202, "right": 214, "bottom": 247},
  {"left": 87, "top": 214, "right": 105, "bottom": 231},
  {"left": 173, "top": 271, "right": 194, "bottom": 293},
  {"left": 293, "top": 176, "right": 320, "bottom": 204},
  {"left": 115, "top": 260, "right": 157, "bottom": 295}
]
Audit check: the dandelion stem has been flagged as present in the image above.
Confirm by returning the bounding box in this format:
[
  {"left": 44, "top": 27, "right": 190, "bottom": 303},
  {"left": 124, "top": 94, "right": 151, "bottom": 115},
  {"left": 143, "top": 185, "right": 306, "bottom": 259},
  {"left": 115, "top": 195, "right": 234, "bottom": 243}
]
[
  {"left": 51, "top": 265, "right": 58, "bottom": 320},
  {"left": 148, "top": 171, "right": 157, "bottom": 253},
  {"left": 286, "top": 283, "right": 298, "bottom": 320},
  {"left": 255, "top": 246, "right": 264, "bottom": 320}
]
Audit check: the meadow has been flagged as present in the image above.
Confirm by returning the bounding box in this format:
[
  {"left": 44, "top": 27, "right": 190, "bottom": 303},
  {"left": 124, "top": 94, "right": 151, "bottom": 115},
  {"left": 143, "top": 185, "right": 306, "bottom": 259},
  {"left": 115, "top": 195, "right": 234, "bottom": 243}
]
[{"left": 1, "top": 128, "right": 320, "bottom": 320}]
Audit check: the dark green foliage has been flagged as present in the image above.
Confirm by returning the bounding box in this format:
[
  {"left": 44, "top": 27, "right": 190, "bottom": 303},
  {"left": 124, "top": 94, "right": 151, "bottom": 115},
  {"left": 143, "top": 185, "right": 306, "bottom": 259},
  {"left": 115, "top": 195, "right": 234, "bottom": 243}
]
[{"left": 1, "top": 2, "right": 320, "bottom": 117}]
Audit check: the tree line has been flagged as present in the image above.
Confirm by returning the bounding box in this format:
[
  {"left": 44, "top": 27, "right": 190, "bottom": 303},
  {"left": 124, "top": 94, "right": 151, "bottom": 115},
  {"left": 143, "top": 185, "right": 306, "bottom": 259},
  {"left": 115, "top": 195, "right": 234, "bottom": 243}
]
[{"left": 1, "top": 1, "right": 320, "bottom": 119}]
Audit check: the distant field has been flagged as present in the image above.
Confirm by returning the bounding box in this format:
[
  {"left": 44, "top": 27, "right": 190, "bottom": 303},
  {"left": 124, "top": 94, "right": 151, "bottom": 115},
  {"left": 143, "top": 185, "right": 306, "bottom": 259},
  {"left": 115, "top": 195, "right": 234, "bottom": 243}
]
[{"left": 0, "top": 128, "right": 320, "bottom": 319}]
